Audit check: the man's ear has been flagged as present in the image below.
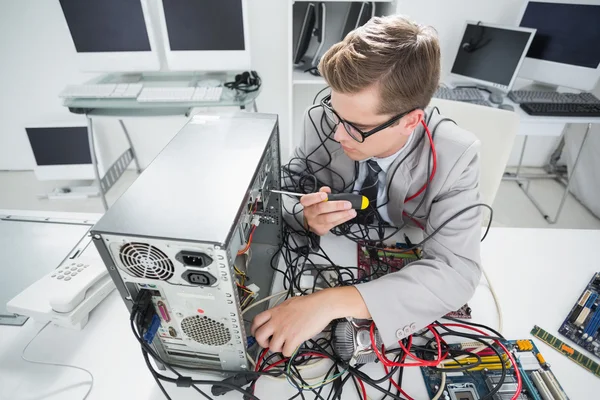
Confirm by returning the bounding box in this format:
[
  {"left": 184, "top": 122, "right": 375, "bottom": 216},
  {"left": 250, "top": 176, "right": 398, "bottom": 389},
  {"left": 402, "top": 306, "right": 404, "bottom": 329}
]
[{"left": 401, "top": 109, "right": 424, "bottom": 133}]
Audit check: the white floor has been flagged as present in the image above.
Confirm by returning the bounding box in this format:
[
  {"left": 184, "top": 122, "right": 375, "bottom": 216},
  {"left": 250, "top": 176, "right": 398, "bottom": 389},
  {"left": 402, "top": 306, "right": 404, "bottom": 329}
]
[{"left": 1, "top": 169, "right": 599, "bottom": 229}]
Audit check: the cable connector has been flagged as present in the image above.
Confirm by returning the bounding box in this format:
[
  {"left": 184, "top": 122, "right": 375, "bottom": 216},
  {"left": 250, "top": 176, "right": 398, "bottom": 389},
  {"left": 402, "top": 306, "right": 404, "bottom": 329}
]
[
  {"left": 176, "top": 376, "right": 193, "bottom": 387},
  {"left": 143, "top": 315, "right": 161, "bottom": 345},
  {"left": 246, "top": 283, "right": 260, "bottom": 294},
  {"left": 211, "top": 374, "right": 254, "bottom": 396},
  {"left": 251, "top": 215, "right": 261, "bottom": 226},
  {"left": 130, "top": 289, "right": 152, "bottom": 321}
]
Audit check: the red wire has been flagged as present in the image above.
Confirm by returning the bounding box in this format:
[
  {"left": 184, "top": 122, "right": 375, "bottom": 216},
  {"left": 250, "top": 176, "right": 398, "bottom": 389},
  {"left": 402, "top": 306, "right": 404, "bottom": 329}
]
[
  {"left": 357, "top": 378, "right": 367, "bottom": 400},
  {"left": 383, "top": 364, "right": 415, "bottom": 400},
  {"left": 255, "top": 347, "right": 269, "bottom": 372},
  {"left": 238, "top": 225, "right": 257, "bottom": 255},
  {"left": 402, "top": 211, "right": 425, "bottom": 230},
  {"left": 370, "top": 323, "right": 446, "bottom": 368},
  {"left": 405, "top": 120, "right": 437, "bottom": 203},
  {"left": 432, "top": 323, "right": 522, "bottom": 400}
]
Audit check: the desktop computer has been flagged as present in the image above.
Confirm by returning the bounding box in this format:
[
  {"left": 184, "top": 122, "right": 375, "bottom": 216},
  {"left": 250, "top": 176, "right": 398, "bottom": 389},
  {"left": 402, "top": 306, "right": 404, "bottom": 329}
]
[
  {"left": 25, "top": 123, "right": 100, "bottom": 198},
  {"left": 449, "top": 21, "right": 536, "bottom": 98},
  {"left": 517, "top": 0, "right": 600, "bottom": 91},
  {"left": 156, "top": 0, "right": 251, "bottom": 71},
  {"left": 59, "top": 0, "right": 161, "bottom": 72},
  {"left": 90, "top": 113, "right": 282, "bottom": 370}
]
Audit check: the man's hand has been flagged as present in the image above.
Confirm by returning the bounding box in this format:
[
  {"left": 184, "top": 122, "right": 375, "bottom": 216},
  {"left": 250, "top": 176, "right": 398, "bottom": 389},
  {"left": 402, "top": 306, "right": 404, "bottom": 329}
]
[
  {"left": 250, "top": 287, "right": 371, "bottom": 357},
  {"left": 301, "top": 186, "right": 357, "bottom": 236}
]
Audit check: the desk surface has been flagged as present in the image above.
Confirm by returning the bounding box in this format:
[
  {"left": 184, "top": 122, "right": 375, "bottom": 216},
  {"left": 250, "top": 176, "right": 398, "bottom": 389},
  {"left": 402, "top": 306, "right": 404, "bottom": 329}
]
[
  {"left": 1, "top": 227, "right": 599, "bottom": 400},
  {"left": 62, "top": 72, "right": 260, "bottom": 116}
]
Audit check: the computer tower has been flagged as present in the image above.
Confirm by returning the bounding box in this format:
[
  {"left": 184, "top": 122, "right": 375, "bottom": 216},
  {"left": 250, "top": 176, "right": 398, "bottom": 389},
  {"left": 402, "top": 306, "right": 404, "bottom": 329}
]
[{"left": 91, "top": 113, "right": 282, "bottom": 371}]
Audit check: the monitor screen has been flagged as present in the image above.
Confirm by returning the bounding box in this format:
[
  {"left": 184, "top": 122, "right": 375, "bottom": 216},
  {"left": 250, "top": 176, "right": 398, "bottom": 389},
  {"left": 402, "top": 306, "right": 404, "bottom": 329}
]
[
  {"left": 26, "top": 127, "right": 91, "bottom": 166},
  {"left": 520, "top": 2, "right": 600, "bottom": 69},
  {"left": 59, "top": 0, "right": 151, "bottom": 53},
  {"left": 162, "top": 0, "right": 245, "bottom": 51},
  {"left": 451, "top": 24, "right": 533, "bottom": 87}
]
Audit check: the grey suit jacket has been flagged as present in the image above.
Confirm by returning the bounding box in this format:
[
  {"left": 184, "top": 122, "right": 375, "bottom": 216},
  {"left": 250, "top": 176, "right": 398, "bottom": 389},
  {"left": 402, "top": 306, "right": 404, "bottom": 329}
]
[{"left": 282, "top": 106, "right": 483, "bottom": 346}]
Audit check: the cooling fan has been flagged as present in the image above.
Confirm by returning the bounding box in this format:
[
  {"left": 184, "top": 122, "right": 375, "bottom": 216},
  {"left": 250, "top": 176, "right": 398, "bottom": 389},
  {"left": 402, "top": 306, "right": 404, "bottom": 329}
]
[
  {"left": 118, "top": 242, "right": 175, "bottom": 280},
  {"left": 333, "top": 318, "right": 382, "bottom": 366}
]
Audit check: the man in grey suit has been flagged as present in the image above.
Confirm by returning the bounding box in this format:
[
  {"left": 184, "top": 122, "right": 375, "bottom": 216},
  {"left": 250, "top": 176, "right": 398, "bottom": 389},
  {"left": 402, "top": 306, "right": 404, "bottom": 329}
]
[{"left": 252, "top": 15, "right": 483, "bottom": 357}]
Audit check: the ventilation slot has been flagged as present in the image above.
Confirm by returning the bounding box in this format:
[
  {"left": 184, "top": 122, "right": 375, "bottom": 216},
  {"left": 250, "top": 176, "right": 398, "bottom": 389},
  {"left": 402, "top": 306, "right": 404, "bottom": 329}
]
[
  {"left": 118, "top": 242, "right": 175, "bottom": 281},
  {"left": 181, "top": 315, "right": 231, "bottom": 346}
]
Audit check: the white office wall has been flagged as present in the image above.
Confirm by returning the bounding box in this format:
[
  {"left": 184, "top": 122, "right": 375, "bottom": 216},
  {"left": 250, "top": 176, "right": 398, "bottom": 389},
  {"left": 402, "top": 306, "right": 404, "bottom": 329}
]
[
  {"left": 395, "top": 0, "right": 566, "bottom": 167},
  {"left": 0, "top": 0, "right": 289, "bottom": 171}
]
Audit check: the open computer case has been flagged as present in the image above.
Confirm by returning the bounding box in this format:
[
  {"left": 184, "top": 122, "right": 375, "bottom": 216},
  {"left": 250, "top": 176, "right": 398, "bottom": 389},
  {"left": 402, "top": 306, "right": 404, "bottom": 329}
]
[{"left": 91, "top": 113, "right": 282, "bottom": 371}]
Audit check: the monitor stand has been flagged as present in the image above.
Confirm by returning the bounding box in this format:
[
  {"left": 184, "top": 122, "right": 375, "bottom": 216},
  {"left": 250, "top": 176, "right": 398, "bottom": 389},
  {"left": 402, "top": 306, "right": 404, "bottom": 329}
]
[{"left": 38, "top": 182, "right": 100, "bottom": 201}]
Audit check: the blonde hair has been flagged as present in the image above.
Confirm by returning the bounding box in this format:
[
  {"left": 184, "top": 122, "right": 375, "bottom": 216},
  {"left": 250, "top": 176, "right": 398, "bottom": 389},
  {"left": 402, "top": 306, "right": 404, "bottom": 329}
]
[{"left": 318, "top": 15, "right": 440, "bottom": 114}]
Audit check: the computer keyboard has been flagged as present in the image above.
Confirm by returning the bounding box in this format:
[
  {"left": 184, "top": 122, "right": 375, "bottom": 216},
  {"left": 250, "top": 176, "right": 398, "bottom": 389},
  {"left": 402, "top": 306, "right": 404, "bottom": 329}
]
[
  {"left": 60, "top": 84, "right": 143, "bottom": 99},
  {"left": 508, "top": 90, "right": 600, "bottom": 104},
  {"left": 519, "top": 103, "right": 600, "bottom": 117},
  {"left": 433, "top": 87, "right": 485, "bottom": 102},
  {"left": 137, "top": 86, "right": 223, "bottom": 103}
]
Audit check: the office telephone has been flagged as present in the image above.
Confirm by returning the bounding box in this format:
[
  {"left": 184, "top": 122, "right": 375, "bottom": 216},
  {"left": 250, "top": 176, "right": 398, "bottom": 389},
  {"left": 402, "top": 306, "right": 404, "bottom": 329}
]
[{"left": 7, "top": 254, "right": 115, "bottom": 329}]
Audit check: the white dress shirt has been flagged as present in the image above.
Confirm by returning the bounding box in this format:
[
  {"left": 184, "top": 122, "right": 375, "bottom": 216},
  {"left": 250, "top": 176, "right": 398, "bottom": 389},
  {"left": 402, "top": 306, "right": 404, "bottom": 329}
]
[{"left": 352, "top": 132, "right": 416, "bottom": 223}]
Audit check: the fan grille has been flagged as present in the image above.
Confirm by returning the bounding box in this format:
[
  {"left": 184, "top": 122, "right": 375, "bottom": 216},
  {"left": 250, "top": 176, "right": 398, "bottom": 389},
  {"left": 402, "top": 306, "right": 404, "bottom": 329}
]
[
  {"left": 181, "top": 315, "right": 231, "bottom": 346},
  {"left": 118, "top": 242, "right": 174, "bottom": 281}
]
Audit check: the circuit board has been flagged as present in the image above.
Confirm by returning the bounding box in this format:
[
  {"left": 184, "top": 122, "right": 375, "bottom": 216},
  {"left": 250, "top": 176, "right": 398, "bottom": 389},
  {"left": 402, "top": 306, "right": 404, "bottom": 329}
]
[
  {"left": 532, "top": 325, "right": 600, "bottom": 378},
  {"left": 358, "top": 243, "right": 472, "bottom": 319},
  {"left": 421, "top": 339, "right": 570, "bottom": 400},
  {"left": 558, "top": 272, "right": 600, "bottom": 360}
]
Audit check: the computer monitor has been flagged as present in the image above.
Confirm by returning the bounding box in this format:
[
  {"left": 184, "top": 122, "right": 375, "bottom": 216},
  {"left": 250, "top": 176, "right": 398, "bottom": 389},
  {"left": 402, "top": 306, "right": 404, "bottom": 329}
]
[
  {"left": 341, "top": 2, "right": 375, "bottom": 40},
  {"left": 518, "top": 0, "right": 600, "bottom": 91},
  {"left": 25, "top": 124, "right": 95, "bottom": 181},
  {"left": 450, "top": 21, "right": 536, "bottom": 93},
  {"left": 311, "top": 3, "right": 328, "bottom": 67},
  {"left": 59, "top": 0, "right": 160, "bottom": 72},
  {"left": 157, "top": 0, "right": 251, "bottom": 71},
  {"left": 293, "top": 3, "right": 317, "bottom": 66}
]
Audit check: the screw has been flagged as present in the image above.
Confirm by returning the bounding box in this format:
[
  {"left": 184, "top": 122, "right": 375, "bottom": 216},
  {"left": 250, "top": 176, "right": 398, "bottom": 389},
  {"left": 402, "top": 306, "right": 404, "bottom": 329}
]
[{"left": 93, "top": 234, "right": 101, "bottom": 240}]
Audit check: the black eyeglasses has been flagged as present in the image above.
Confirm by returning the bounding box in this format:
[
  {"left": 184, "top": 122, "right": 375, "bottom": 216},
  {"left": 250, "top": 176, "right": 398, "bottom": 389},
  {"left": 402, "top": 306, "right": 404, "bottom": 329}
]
[{"left": 320, "top": 94, "right": 417, "bottom": 143}]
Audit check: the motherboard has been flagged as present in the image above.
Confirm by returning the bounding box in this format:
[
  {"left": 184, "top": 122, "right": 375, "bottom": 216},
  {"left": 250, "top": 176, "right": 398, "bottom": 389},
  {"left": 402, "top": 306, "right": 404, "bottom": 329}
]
[
  {"left": 558, "top": 272, "right": 600, "bottom": 359},
  {"left": 358, "top": 242, "right": 472, "bottom": 319},
  {"left": 421, "top": 339, "right": 570, "bottom": 400}
]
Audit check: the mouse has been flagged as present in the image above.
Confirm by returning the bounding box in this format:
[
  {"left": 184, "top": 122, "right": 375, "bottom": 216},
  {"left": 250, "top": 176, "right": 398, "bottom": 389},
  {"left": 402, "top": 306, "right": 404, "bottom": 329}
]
[
  {"left": 489, "top": 92, "right": 504, "bottom": 104},
  {"left": 498, "top": 103, "right": 514, "bottom": 111}
]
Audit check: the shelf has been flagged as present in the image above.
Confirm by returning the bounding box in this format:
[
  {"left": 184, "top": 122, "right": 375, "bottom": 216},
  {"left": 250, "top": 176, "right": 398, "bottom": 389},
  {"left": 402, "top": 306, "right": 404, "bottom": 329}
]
[
  {"left": 292, "top": 69, "right": 326, "bottom": 85},
  {"left": 293, "top": 0, "right": 393, "bottom": 2}
]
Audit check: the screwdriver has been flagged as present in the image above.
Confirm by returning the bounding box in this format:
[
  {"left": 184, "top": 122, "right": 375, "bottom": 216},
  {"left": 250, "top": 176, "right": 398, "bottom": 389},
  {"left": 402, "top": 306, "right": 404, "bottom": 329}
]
[{"left": 270, "top": 190, "right": 369, "bottom": 210}]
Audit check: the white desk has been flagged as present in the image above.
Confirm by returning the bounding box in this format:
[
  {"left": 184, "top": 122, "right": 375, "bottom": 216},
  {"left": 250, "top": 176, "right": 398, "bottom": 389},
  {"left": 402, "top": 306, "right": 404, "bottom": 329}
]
[
  {"left": 2, "top": 227, "right": 599, "bottom": 400},
  {"left": 442, "top": 80, "right": 600, "bottom": 224}
]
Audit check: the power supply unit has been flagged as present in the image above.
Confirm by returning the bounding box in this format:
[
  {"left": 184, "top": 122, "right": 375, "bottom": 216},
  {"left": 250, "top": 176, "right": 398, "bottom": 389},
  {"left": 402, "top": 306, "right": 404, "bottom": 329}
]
[{"left": 91, "top": 113, "right": 282, "bottom": 371}]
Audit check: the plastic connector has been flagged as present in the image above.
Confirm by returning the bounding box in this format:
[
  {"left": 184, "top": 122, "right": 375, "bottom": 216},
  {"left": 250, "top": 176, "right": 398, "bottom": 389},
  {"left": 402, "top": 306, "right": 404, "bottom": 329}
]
[
  {"left": 143, "top": 315, "right": 161, "bottom": 345},
  {"left": 176, "top": 376, "right": 193, "bottom": 387},
  {"left": 130, "top": 289, "right": 153, "bottom": 321},
  {"left": 211, "top": 374, "right": 254, "bottom": 396},
  {"left": 246, "top": 283, "right": 260, "bottom": 294},
  {"left": 247, "top": 336, "right": 256, "bottom": 348}
]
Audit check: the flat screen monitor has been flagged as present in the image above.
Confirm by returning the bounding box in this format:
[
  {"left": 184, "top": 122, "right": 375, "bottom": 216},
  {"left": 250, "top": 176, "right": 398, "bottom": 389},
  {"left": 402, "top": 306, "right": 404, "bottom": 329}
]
[
  {"left": 518, "top": 0, "right": 600, "bottom": 90},
  {"left": 450, "top": 21, "right": 536, "bottom": 92},
  {"left": 158, "top": 0, "right": 251, "bottom": 71},
  {"left": 293, "top": 3, "right": 316, "bottom": 66},
  {"left": 25, "top": 124, "right": 95, "bottom": 181},
  {"left": 59, "top": 0, "right": 160, "bottom": 72}
]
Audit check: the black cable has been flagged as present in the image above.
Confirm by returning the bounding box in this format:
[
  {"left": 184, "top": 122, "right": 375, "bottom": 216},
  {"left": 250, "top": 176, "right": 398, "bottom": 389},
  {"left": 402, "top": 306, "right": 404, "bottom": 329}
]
[
  {"left": 442, "top": 316, "right": 505, "bottom": 339},
  {"left": 131, "top": 308, "right": 265, "bottom": 400},
  {"left": 313, "top": 86, "right": 331, "bottom": 105}
]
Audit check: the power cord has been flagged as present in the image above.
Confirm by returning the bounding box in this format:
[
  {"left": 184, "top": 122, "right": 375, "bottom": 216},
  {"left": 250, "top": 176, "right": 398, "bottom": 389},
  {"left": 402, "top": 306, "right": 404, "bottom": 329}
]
[{"left": 21, "top": 322, "right": 94, "bottom": 400}]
